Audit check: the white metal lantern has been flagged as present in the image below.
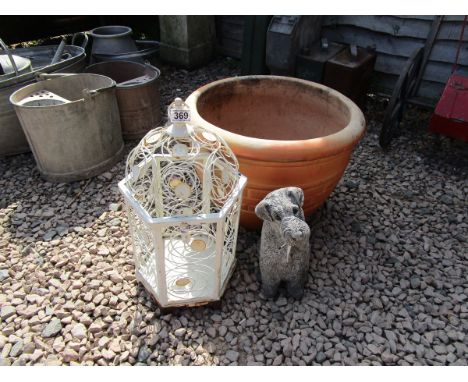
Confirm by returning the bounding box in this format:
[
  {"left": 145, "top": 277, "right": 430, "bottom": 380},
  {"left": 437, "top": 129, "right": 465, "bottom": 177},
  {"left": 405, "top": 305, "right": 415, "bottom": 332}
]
[{"left": 119, "top": 98, "right": 247, "bottom": 308}]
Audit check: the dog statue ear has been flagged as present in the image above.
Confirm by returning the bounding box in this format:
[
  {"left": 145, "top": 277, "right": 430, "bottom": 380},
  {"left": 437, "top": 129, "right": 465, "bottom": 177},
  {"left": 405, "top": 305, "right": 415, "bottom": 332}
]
[
  {"left": 287, "top": 187, "right": 304, "bottom": 207},
  {"left": 255, "top": 199, "right": 273, "bottom": 221}
]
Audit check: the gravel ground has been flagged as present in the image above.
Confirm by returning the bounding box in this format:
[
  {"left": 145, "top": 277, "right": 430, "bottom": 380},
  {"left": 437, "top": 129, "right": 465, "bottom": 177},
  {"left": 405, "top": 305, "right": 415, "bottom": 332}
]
[{"left": 0, "top": 57, "right": 467, "bottom": 366}]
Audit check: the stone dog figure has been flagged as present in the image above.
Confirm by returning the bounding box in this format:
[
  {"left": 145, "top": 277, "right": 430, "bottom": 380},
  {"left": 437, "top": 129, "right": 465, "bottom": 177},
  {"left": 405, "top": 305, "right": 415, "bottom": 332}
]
[{"left": 255, "top": 187, "right": 311, "bottom": 299}]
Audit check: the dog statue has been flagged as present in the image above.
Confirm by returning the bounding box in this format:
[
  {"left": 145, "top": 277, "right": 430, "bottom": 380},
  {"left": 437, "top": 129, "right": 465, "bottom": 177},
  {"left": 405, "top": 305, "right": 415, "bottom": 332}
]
[{"left": 255, "top": 187, "right": 311, "bottom": 299}]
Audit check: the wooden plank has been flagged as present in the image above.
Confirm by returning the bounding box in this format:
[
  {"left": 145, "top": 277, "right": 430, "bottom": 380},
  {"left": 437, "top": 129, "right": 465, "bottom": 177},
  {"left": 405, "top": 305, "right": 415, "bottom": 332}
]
[
  {"left": 374, "top": 53, "right": 466, "bottom": 83},
  {"left": 396, "top": 15, "right": 466, "bottom": 22},
  {"left": 370, "top": 71, "right": 444, "bottom": 102},
  {"left": 218, "top": 22, "right": 244, "bottom": 42},
  {"left": 322, "top": 15, "right": 466, "bottom": 41},
  {"left": 217, "top": 15, "right": 245, "bottom": 26},
  {"left": 217, "top": 38, "right": 243, "bottom": 59},
  {"left": 215, "top": 15, "right": 245, "bottom": 59},
  {"left": 413, "top": 16, "right": 444, "bottom": 94},
  {"left": 322, "top": 25, "right": 468, "bottom": 64}
]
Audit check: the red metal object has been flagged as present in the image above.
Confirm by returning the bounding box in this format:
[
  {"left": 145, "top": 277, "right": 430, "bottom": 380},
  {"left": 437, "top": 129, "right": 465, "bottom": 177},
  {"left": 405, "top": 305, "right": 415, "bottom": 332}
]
[{"left": 429, "top": 74, "right": 468, "bottom": 141}]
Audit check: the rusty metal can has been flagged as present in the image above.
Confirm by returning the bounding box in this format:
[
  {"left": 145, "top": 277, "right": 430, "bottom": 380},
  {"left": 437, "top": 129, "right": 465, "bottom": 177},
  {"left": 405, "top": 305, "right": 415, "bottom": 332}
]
[
  {"left": 323, "top": 45, "right": 376, "bottom": 108},
  {"left": 85, "top": 60, "right": 161, "bottom": 140}
]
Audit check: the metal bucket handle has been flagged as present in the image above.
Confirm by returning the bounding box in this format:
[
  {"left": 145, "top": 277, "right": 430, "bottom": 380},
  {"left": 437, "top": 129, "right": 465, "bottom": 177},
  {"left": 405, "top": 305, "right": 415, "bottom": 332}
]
[
  {"left": 35, "top": 72, "right": 75, "bottom": 81},
  {"left": 71, "top": 32, "right": 89, "bottom": 49},
  {"left": 0, "top": 38, "right": 19, "bottom": 76},
  {"left": 35, "top": 72, "right": 116, "bottom": 99},
  {"left": 82, "top": 84, "right": 116, "bottom": 100}
]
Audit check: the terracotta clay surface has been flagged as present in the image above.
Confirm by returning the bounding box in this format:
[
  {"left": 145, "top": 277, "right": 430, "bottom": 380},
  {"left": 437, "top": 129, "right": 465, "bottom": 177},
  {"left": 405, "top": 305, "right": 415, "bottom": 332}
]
[{"left": 186, "top": 76, "right": 366, "bottom": 229}]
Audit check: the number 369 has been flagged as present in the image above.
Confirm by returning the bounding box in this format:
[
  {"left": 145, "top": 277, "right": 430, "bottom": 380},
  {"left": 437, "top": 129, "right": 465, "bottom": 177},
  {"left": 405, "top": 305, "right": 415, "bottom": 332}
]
[{"left": 172, "top": 111, "right": 189, "bottom": 120}]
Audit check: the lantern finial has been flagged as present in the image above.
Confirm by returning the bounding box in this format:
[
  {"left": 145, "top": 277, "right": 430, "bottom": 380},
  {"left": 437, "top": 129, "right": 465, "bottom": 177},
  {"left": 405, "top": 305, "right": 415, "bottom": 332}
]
[{"left": 167, "top": 98, "right": 191, "bottom": 137}]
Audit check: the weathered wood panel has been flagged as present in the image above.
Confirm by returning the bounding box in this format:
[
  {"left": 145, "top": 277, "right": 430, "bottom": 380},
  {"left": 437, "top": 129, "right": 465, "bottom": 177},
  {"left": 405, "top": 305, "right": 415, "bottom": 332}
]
[
  {"left": 322, "top": 15, "right": 468, "bottom": 104},
  {"left": 372, "top": 72, "right": 445, "bottom": 103},
  {"left": 323, "top": 25, "right": 468, "bottom": 64},
  {"left": 396, "top": 15, "right": 466, "bottom": 22},
  {"left": 323, "top": 15, "right": 465, "bottom": 41},
  {"left": 375, "top": 52, "right": 465, "bottom": 84},
  {"left": 215, "top": 16, "right": 246, "bottom": 59}
]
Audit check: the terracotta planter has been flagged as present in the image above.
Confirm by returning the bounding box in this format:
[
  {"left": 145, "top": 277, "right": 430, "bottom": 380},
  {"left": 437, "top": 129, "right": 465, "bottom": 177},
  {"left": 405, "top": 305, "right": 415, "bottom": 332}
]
[{"left": 186, "top": 76, "right": 366, "bottom": 229}]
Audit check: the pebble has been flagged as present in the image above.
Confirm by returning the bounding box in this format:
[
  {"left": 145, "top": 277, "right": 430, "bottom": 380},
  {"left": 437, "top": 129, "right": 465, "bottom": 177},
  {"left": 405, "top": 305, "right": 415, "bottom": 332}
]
[
  {"left": 324, "top": 329, "right": 335, "bottom": 338},
  {"left": 0, "top": 269, "right": 9, "bottom": 281},
  {"left": 272, "top": 354, "right": 283, "bottom": 366},
  {"left": 43, "top": 230, "right": 56, "bottom": 241},
  {"left": 410, "top": 277, "right": 421, "bottom": 289},
  {"left": 41, "top": 318, "right": 62, "bottom": 338},
  {"left": 206, "top": 327, "right": 217, "bottom": 338},
  {"left": 174, "top": 328, "right": 186, "bottom": 337},
  {"left": 1, "top": 306, "right": 16, "bottom": 320},
  {"left": 56, "top": 225, "right": 68, "bottom": 236},
  {"left": 315, "top": 352, "right": 326, "bottom": 363},
  {"left": 219, "top": 326, "right": 227, "bottom": 337},
  {"left": 98, "top": 246, "right": 110, "bottom": 256},
  {"left": 109, "top": 203, "right": 122, "bottom": 212},
  {"left": 63, "top": 349, "right": 79, "bottom": 362},
  {"left": 109, "top": 218, "right": 121, "bottom": 227},
  {"left": 276, "top": 297, "right": 288, "bottom": 306},
  {"left": 137, "top": 346, "right": 151, "bottom": 363},
  {"left": 2, "top": 343, "right": 12, "bottom": 358},
  {"left": 71, "top": 323, "right": 87, "bottom": 339},
  {"left": 225, "top": 350, "right": 239, "bottom": 362},
  {"left": 282, "top": 343, "right": 293, "bottom": 358},
  {"left": 381, "top": 351, "right": 396, "bottom": 364},
  {"left": 0, "top": 357, "right": 11, "bottom": 366},
  {"left": 10, "top": 340, "right": 24, "bottom": 357},
  {"left": 23, "top": 342, "right": 35, "bottom": 354}
]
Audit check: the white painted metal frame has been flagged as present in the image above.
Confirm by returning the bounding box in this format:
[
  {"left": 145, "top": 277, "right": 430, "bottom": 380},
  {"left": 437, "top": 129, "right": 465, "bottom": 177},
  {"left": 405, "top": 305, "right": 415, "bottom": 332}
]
[{"left": 119, "top": 99, "right": 247, "bottom": 308}]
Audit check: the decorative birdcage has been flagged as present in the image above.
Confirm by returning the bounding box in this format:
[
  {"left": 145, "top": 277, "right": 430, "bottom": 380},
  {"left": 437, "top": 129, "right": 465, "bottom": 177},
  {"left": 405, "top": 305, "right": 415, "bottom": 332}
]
[{"left": 119, "top": 98, "right": 247, "bottom": 308}]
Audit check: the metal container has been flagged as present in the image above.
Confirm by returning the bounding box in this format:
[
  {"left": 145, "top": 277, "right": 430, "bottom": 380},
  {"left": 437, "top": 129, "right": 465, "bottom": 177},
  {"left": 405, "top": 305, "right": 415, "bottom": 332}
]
[
  {"left": 85, "top": 61, "right": 161, "bottom": 140},
  {"left": 10, "top": 73, "right": 124, "bottom": 182},
  {"left": 0, "top": 44, "right": 86, "bottom": 157},
  {"left": 296, "top": 39, "right": 345, "bottom": 82},
  {"left": 266, "top": 16, "right": 322, "bottom": 76},
  {"left": 0, "top": 55, "right": 32, "bottom": 80},
  {"left": 323, "top": 45, "right": 376, "bottom": 108},
  {"left": 90, "top": 25, "right": 141, "bottom": 63},
  {"left": 429, "top": 74, "right": 468, "bottom": 141},
  {"left": 90, "top": 40, "right": 160, "bottom": 64},
  {"left": 0, "top": 38, "right": 32, "bottom": 80}
]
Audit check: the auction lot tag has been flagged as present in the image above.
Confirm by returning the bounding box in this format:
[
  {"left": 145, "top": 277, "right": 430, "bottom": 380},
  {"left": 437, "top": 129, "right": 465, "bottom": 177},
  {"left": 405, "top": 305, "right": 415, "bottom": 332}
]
[{"left": 170, "top": 109, "right": 191, "bottom": 123}]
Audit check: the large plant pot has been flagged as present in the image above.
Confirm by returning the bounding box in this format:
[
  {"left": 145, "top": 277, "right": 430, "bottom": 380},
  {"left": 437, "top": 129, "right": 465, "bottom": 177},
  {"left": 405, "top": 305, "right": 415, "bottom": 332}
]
[{"left": 186, "top": 75, "right": 366, "bottom": 229}]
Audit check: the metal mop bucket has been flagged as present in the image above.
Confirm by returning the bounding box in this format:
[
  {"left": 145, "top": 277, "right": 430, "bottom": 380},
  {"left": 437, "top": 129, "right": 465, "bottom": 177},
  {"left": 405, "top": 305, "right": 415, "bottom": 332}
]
[
  {"left": 85, "top": 60, "right": 161, "bottom": 140},
  {"left": 10, "top": 73, "right": 124, "bottom": 182}
]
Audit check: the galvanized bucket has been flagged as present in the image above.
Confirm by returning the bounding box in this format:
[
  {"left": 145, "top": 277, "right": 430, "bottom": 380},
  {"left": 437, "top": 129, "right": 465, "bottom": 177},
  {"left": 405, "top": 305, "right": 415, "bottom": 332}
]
[
  {"left": 85, "top": 61, "right": 161, "bottom": 140},
  {"left": 0, "top": 38, "right": 33, "bottom": 81},
  {"left": 0, "top": 55, "right": 32, "bottom": 80},
  {"left": 10, "top": 73, "right": 124, "bottom": 182},
  {"left": 0, "top": 44, "right": 86, "bottom": 157}
]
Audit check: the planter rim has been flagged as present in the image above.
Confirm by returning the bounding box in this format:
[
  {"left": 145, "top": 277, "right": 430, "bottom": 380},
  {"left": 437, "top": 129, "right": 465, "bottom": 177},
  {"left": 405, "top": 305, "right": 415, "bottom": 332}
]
[{"left": 186, "top": 75, "right": 366, "bottom": 162}]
